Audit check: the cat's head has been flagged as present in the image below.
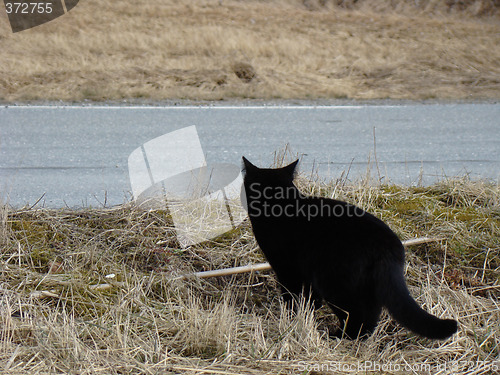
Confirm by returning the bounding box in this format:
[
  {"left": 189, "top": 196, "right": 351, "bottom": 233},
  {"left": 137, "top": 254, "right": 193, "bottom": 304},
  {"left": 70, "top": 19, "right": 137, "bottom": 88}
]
[{"left": 242, "top": 156, "right": 299, "bottom": 188}]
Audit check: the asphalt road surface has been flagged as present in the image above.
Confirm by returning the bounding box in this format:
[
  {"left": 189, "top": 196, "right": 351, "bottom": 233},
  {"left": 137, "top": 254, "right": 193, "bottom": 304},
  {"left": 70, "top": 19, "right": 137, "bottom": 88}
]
[{"left": 0, "top": 103, "right": 499, "bottom": 208}]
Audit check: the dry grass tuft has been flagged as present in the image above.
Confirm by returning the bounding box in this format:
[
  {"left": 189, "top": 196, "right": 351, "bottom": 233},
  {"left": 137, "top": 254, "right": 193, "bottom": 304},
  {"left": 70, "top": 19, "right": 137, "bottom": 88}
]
[
  {"left": 0, "top": 0, "right": 499, "bottom": 101},
  {"left": 0, "top": 174, "right": 498, "bottom": 374}
]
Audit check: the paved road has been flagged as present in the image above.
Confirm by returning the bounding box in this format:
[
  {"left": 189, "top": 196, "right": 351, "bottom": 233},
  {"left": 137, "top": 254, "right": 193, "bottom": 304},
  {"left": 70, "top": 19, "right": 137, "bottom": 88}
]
[{"left": 0, "top": 103, "right": 499, "bottom": 208}]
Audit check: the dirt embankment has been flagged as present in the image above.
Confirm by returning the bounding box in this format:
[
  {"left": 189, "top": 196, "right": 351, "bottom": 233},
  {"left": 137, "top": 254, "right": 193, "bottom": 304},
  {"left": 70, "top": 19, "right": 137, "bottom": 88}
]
[{"left": 0, "top": 0, "right": 499, "bottom": 102}]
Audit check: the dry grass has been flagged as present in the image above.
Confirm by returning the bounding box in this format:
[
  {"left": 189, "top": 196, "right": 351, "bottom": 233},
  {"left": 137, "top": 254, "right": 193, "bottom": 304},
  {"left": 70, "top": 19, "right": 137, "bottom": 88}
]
[
  {"left": 1, "top": 173, "right": 499, "bottom": 374},
  {"left": 0, "top": 0, "right": 499, "bottom": 102}
]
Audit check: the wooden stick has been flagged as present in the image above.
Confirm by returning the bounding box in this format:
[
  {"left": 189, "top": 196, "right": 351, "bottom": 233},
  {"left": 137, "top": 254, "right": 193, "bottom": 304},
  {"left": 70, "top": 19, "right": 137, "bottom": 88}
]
[
  {"left": 186, "top": 262, "right": 272, "bottom": 279},
  {"left": 181, "top": 236, "right": 442, "bottom": 280},
  {"left": 30, "top": 290, "right": 60, "bottom": 298},
  {"left": 31, "top": 236, "right": 442, "bottom": 298},
  {"left": 89, "top": 282, "right": 125, "bottom": 291},
  {"left": 400, "top": 236, "right": 443, "bottom": 247}
]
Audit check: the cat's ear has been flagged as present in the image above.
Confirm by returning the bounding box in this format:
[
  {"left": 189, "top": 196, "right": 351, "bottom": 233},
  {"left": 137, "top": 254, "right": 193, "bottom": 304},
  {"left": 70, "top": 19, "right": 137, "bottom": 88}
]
[
  {"left": 283, "top": 159, "right": 299, "bottom": 177},
  {"left": 242, "top": 156, "right": 258, "bottom": 173}
]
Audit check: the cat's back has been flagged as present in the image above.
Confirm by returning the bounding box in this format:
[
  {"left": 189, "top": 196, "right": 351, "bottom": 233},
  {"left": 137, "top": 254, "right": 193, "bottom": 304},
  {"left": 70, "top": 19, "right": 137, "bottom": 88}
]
[{"left": 301, "top": 195, "right": 404, "bottom": 259}]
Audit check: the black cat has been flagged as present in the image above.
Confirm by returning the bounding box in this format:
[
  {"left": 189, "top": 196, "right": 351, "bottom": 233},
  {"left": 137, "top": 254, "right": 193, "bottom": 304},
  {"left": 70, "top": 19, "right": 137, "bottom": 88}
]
[{"left": 242, "top": 157, "right": 457, "bottom": 340}]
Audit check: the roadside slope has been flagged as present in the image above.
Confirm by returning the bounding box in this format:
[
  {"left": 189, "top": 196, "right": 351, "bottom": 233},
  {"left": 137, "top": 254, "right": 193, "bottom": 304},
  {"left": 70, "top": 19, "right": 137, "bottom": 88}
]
[{"left": 0, "top": 0, "right": 499, "bottom": 101}]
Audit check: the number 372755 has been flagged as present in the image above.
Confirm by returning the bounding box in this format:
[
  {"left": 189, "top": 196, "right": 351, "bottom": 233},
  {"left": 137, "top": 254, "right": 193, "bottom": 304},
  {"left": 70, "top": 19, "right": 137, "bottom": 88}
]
[{"left": 5, "top": 2, "right": 53, "bottom": 14}]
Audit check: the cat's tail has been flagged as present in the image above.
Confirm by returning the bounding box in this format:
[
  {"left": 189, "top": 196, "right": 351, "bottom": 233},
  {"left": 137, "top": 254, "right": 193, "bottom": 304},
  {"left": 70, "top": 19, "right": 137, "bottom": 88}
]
[{"left": 381, "top": 267, "right": 458, "bottom": 340}]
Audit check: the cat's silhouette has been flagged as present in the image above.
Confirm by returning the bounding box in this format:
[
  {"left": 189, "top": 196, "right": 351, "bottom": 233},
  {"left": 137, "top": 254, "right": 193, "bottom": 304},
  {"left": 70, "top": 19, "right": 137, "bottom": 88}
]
[{"left": 242, "top": 157, "right": 457, "bottom": 340}]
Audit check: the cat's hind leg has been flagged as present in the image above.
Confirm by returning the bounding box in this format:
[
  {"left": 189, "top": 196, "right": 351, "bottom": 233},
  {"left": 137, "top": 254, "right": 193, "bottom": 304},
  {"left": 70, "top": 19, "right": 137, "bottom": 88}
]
[
  {"left": 278, "top": 280, "right": 322, "bottom": 310},
  {"left": 328, "top": 301, "right": 382, "bottom": 340},
  {"left": 276, "top": 278, "right": 304, "bottom": 308}
]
